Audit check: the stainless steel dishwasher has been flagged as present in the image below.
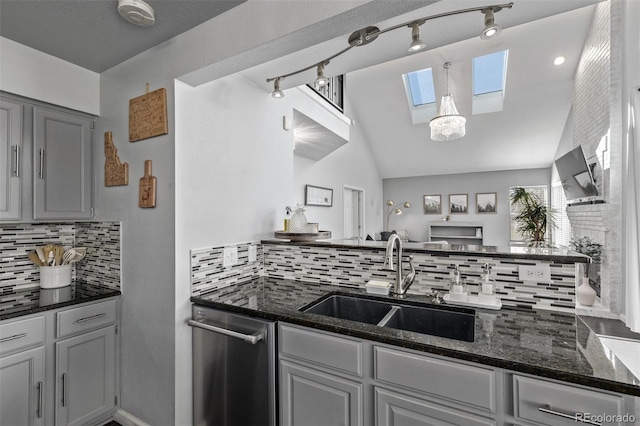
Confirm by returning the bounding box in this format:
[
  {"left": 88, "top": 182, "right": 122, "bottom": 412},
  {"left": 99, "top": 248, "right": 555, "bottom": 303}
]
[{"left": 189, "top": 305, "right": 276, "bottom": 426}]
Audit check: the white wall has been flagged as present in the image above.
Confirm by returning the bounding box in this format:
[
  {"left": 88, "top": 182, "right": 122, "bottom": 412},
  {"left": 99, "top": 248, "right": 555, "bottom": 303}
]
[
  {"left": 0, "top": 37, "right": 100, "bottom": 114},
  {"left": 94, "top": 2, "right": 431, "bottom": 424},
  {"left": 383, "top": 168, "right": 551, "bottom": 247},
  {"left": 293, "top": 90, "right": 384, "bottom": 238}
]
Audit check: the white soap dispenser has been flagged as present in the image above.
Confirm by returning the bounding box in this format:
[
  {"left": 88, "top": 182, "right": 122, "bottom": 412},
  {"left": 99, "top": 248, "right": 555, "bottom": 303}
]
[
  {"left": 478, "top": 263, "right": 497, "bottom": 305},
  {"left": 449, "top": 265, "right": 467, "bottom": 301}
]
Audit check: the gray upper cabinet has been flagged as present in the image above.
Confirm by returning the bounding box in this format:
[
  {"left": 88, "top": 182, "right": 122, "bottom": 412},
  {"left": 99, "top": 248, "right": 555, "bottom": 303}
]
[
  {"left": 33, "top": 106, "right": 93, "bottom": 220},
  {"left": 0, "top": 97, "right": 23, "bottom": 220}
]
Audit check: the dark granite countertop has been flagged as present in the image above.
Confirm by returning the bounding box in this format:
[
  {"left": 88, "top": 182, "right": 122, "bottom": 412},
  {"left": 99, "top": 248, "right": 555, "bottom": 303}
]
[
  {"left": 262, "top": 239, "right": 590, "bottom": 263},
  {"left": 0, "top": 282, "right": 121, "bottom": 321},
  {"left": 191, "top": 276, "right": 640, "bottom": 397}
]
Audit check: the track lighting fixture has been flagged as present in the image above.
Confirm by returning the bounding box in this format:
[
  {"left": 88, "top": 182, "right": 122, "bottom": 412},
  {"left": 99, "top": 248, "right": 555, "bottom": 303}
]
[
  {"left": 408, "top": 22, "right": 427, "bottom": 53},
  {"left": 315, "top": 62, "right": 329, "bottom": 88},
  {"left": 271, "top": 78, "right": 284, "bottom": 99},
  {"left": 266, "top": 2, "right": 513, "bottom": 98},
  {"left": 481, "top": 7, "right": 503, "bottom": 40}
]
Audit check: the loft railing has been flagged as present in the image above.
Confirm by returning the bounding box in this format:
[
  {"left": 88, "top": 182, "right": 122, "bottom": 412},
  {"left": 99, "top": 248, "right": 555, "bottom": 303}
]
[{"left": 307, "top": 75, "right": 344, "bottom": 112}]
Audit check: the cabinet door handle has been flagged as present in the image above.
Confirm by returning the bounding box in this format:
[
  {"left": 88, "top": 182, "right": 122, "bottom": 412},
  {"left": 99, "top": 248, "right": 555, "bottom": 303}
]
[
  {"left": 538, "top": 405, "right": 602, "bottom": 426},
  {"left": 61, "top": 373, "right": 67, "bottom": 407},
  {"left": 13, "top": 145, "right": 20, "bottom": 177},
  {"left": 0, "top": 332, "right": 27, "bottom": 343},
  {"left": 39, "top": 148, "right": 45, "bottom": 179},
  {"left": 75, "top": 313, "right": 106, "bottom": 323},
  {"left": 37, "top": 381, "right": 43, "bottom": 418}
]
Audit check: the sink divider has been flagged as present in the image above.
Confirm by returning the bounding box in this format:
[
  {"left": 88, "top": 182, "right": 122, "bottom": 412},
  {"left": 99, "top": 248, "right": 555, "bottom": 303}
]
[{"left": 377, "top": 306, "right": 401, "bottom": 327}]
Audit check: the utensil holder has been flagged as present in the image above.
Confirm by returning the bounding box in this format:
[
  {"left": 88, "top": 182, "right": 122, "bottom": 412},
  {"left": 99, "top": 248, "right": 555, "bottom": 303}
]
[{"left": 39, "top": 265, "right": 72, "bottom": 289}]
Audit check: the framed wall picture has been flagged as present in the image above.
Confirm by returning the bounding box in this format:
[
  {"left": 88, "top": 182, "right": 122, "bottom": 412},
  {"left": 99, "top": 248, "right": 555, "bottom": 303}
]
[
  {"left": 305, "top": 184, "right": 333, "bottom": 207},
  {"left": 476, "top": 192, "right": 497, "bottom": 214},
  {"left": 423, "top": 194, "right": 442, "bottom": 214},
  {"left": 449, "top": 194, "right": 468, "bottom": 214}
]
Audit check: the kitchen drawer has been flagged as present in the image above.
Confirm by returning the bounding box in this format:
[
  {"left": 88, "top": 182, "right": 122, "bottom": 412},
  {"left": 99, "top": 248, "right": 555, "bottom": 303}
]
[
  {"left": 0, "top": 316, "right": 45, "bottom": 356},
  {"left": 512, "top": 375, "right": 626, "bottom": 426},
  {"left": 374, "top": 346, "right": 496, "bottom": 413},
  {"left": 279, "top": 324, "right": 363, "bottom": 376},
  {"left": 56, "top": 299, "right": 117, "bottom": 338}
]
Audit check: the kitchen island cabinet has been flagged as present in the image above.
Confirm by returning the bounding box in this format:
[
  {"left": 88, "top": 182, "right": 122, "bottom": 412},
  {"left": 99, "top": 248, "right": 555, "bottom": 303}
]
[{"left": 0, "top": 93, "right": 95, "bottom": 222}]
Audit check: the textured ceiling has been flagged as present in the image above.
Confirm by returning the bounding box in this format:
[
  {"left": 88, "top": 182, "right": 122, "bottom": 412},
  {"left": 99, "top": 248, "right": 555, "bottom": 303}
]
[{"left": 0, "top": 0, "right": 245, "bottom": 72}]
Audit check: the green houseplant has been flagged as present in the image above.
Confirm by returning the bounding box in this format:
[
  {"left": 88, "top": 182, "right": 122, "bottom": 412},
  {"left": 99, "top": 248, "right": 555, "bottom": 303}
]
[{"left": 510, "top": 187, "right": 556, "bottom": 246}]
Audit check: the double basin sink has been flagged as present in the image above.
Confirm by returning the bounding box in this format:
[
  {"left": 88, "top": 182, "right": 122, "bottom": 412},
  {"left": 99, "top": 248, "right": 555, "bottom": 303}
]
[{"left": 300, "top": 292, "right": 475, "bottom": 342}]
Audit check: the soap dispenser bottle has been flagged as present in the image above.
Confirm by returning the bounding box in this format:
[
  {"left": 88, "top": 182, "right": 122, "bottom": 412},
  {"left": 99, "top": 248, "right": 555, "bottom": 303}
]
[
  {"left": 478, "top": 263, "right": 497, "bottom": 304},
  {"left": 449, "top": 265, "right": 467, "bottom": 301}
]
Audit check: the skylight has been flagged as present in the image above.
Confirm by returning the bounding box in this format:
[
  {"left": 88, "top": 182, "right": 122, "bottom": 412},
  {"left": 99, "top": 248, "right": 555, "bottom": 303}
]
[
  {"left": 472, "top": 50, "right": 508, "bottom": 114},
  {"left": 402, "top": 68, "right": 437, "bottom": 125}
]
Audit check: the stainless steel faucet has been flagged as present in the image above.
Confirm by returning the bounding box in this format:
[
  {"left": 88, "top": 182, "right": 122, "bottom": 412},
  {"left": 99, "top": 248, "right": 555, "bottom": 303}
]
[{"left": 382, "top": 233, "right": 416, "bottom": 298}]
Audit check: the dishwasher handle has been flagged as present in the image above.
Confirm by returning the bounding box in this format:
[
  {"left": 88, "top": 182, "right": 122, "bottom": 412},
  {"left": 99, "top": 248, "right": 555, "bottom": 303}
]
[{"left": 188, "top": 319, "right": 264, "bottom": 344}]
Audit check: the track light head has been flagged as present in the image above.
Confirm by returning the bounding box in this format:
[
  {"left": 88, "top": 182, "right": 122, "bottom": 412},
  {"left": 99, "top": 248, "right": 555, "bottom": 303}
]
[
  {"left": 271, "top": 78, "right": 284, "bottom": 99},
  {"left": 408, "top": 23, "right": 426, "bottom": 53},
  {"left": 314, "top": 63, "right": 329, "bottom": 89},
  {"left": 481, "top": 8, "right": 502, "bottom": 40}
]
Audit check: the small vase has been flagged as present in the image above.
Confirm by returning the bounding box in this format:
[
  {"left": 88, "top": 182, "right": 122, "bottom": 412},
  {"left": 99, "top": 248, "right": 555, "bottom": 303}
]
[
  {"left": 289, "top": 206, "right": 308, "bottom": 233},
  {"left": 577, "top": 278, "right": 596, "bottom": 306}
]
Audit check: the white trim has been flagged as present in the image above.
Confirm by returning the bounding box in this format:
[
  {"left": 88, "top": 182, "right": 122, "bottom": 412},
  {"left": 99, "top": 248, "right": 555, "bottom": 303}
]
[
  {"left": 296, "top": 85, "right": 353, "bottom": 126},
  {"left": 113, "top": 409, "right": 151, "bottom": 426},
  {"left": 342, "top": 185, "right": 366, "bottom": 240}
]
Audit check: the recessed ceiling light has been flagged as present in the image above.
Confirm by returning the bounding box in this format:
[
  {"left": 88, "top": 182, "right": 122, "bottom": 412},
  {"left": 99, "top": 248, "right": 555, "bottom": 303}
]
[{"left": 553, "top": 56, "right": 566, "bottom": 66}]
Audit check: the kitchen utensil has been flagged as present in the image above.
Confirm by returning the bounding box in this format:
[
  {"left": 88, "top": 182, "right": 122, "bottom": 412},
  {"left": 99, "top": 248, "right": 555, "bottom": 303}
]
[
  {"left": 62, "top": 247, "right": 87, "bottom": 265},
  {"left": 62, "top": 249, "right": 75, "bottom": 265},
  {"left": 70, "top": 247, "right": 87, "bottom": 263},
  {"left": 35, "top": 247, "right": 47, "bottom": 264},
  {"left": 43, "top": 243, "right": 55, "bottom": 265},
  {"left": 54, "top": 245, "right": 64, "bottom": 266},
  {"left": 29, "top": 251, "right": 44, "bottom": 266}
]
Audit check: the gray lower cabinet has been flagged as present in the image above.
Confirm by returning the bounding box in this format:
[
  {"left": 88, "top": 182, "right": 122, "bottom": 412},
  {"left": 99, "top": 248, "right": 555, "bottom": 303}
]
[
  {"left": 55, "top": 325, "right": 116, "bottom": 426},
  {"left": 375, "top": 387, "right": 495, "bottom": 426},
  {"left": 0, "top": 92, "right": 95, "bottom": 222},
  {"left": 0, "top": 96, "right": 23, "bottom": 221},
  {"left": 280, "top": 360, "right": 363, "bottom": 426},
  {"left": 0, "top": 298, "right": 119, "bottom": 426},
  {"left": 0, "top": 346, "right": 45, "bottom": 426},
  {"left": 278, "top": 323, "right": 635, "bottom": 426}
]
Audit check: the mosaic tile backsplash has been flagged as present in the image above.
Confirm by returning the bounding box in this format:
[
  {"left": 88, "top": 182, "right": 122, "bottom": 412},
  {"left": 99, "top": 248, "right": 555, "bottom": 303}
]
[
  {"left": 262, "top": 244, "right": 577, "bottom": 313},
  {"left": 1, "top": 222, "right": 121, "bottom": 292},
  {"left": 190, "top": 242, "right": 578, "bottom": 313},
  {"left": 191, "top": 242, "right": 262, "bottom": 296}
]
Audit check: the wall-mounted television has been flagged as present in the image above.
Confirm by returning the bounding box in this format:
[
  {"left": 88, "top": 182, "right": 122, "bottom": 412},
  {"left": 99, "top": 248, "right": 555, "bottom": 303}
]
[{"left": 554, "top": 145, "right": 599, "bottom": 202}]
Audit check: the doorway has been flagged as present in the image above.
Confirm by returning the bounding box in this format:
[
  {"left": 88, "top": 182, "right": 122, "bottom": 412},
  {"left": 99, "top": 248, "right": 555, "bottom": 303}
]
[{"left": 343, "top": 186, "right": 365, "bottom": 240}]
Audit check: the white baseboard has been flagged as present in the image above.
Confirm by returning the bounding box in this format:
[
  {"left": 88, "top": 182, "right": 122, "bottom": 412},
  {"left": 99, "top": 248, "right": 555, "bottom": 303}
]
[{"left": 113, "top": 409, "right": 151, "bottom": 426}]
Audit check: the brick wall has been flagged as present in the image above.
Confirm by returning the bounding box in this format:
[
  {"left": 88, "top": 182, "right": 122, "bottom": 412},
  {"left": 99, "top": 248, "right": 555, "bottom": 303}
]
[{"left": 569, "top": 0, "right": 623, "bottom": 316}]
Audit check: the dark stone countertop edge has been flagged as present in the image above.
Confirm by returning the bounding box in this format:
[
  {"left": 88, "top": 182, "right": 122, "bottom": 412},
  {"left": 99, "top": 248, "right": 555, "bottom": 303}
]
[
  {"left": 261, "top": 239, "right": 590, "bottom": 264},
  {"left": 190, "top": 295, "right": 640, "bottom": 398},
  {"left": 0, "top": 289, "right": 122, "bottom": 321}
]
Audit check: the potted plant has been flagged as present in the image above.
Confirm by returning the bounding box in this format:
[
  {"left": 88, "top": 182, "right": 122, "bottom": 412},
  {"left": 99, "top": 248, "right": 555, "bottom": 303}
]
[{"left": 509, "top": 187, "right": 556, "bottom": 246}]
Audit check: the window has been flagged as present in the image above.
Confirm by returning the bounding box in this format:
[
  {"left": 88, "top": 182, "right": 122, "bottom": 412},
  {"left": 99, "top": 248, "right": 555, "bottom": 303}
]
[
  {"left": 472, "top": 50, "right": 508, "bottom": 115},
  {"left": 402, "top": 68, "right": 437, "bottom": 125},
  {"left": 509, "top": 185, "right": 548, "bottom": 243},
  {"left": 551, "top": 183, "right": 572, "bottom": 247}
]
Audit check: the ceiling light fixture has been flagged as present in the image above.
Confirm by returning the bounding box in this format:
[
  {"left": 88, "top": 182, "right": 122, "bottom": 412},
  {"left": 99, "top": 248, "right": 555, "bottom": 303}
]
[
  {"left": 430, "top": 62, "right": 466, "bottom": 141},
  {"left": 266, "top": 3, "right": 513, "bottom": 97},
  {"left": 480, "top": 7, "right": 504, "bottom": 39},
  {"left": 553, "top": 56, "right": 566, "bottom": 66},
  {"left": 271, "top": 78, "right": 284, "bottom": 98},
  {"left": 315, "top": 62, "right": 330, "bottom": 88},
  {"left": 118, "top": 0, "right": 155, "bottom": 27},
  {"left": 408, "top": 22, "right": 427, "bottom": 53}
]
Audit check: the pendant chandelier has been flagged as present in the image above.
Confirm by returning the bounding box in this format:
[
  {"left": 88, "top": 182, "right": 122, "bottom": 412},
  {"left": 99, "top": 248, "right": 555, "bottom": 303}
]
[{"left": 430, "top": 62, "right": 466, "bottom": 141}]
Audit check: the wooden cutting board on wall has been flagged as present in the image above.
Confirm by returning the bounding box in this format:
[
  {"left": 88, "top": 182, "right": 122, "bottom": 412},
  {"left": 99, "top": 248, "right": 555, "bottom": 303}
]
[
  {"left": 139, "top": 160, "right": 157, "bottom": 208},
  {"left": 129, "top": 87, "right": 168, "bottom": 142}
]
